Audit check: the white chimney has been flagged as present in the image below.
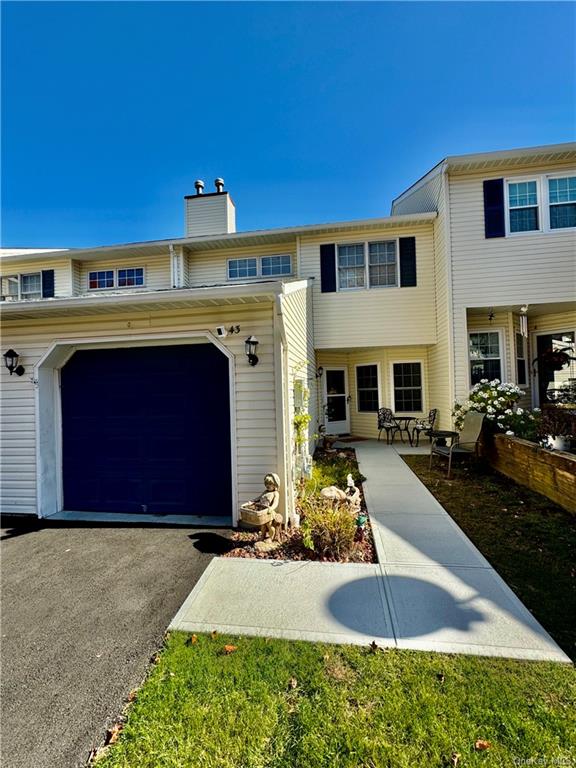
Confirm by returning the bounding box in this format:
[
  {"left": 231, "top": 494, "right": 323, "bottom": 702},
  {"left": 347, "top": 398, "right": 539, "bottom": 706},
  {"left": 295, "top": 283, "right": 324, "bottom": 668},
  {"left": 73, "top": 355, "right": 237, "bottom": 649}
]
[{"left": 184, "top": 178, "right": 236, "bottom": 237}]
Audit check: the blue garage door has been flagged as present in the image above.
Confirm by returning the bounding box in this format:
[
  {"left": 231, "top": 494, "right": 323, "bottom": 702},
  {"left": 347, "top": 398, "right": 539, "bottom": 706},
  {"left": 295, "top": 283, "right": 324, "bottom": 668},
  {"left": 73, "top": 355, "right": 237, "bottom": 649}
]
[{"left": 61, "top": 343, "right": 232, "bottom": 516}]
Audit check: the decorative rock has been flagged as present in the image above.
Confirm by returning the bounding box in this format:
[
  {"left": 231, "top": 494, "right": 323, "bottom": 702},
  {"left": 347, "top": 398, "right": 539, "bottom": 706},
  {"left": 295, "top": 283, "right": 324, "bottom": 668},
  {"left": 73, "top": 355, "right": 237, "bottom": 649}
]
[
  {"left": 254, "top": 539, "right": 282, "bottom": 553},
  {"left": 321, "top": 486, "right": 347, "bottom": 502}
]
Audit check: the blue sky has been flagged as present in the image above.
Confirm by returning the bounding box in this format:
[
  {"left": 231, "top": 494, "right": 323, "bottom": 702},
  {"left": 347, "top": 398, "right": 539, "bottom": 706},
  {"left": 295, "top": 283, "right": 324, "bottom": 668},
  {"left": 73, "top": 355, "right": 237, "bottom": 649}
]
[{"left": 2, "top": 1, "right": 575, "bottom": 248}]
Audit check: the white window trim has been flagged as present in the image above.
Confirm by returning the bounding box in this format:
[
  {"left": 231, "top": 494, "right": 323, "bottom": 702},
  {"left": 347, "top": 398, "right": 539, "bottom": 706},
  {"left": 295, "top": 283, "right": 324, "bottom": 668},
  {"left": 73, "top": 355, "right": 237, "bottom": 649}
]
[
  {"left": 503, "top": 170, "right": 576, "bottom": 236},
  {"left": 337, "top": 239, "right": 399, "bottom": 292},
  {"left": 545, "top": 171, "right": 576, "bottom": 232},
  {"left": 389, "top": 359, "right": 425, "bottom": 415},
  {"left": 1, "top": 272, "right": 43, "bottom": 301},
  {"left": 467, "top": 328, "right": 506, "bottom": 389},
  {"left": 515, "top": 331, "right": 529, "bottom": 390},
  {"left": 87, "top": 267, "right": 146, "bottom": 291},
  {"left": 354, "top": 362, "right": 381, "bottom": 414},
  {"left": 504, "top": 176, "right": 542, "bottom": 236},
  {"left": 227, "top": 254, "right": 293, "bottom": 281}
]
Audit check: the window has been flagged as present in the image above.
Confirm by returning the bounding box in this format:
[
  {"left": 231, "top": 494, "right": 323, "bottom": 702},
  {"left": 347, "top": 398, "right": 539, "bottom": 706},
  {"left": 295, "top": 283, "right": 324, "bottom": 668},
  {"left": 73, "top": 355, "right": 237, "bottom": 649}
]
[
  {"left": 356, "top": 365, "right": 379, "bottom": 412},
  {"left": 337, "top": 244, "right": 365, "bottom": 289},
  {"left": 469, "top": 332, "right": 502, "bottom": 384},
  {"left": 261, "top": 255, "right": 292, "bottom": 276},
  {"left": 1, "top": 273, "right": 42, "bottom": 300},
  {"left": 507, "top": 180, "right": 539, "bottom": 232},
  {"left": 393, "top": 362, "right": 422, "bottom": 412},
  {"left": 549, "top": 176, "right": 576, "bottom": 229},
  {"left": 368, "top": 241, "right": 397, "bottom": 287},
  {"left": 118, "top": 267, "right": 144, "bottom": 287},
  {"left": 516, "top": 332, "right": 528, "bottom": 387},
  {"left": 89, "top": 270, "right": 114, "bottom": 290},
  {"left": 227, "top": 255, "right": 291, "bottom": 280}
]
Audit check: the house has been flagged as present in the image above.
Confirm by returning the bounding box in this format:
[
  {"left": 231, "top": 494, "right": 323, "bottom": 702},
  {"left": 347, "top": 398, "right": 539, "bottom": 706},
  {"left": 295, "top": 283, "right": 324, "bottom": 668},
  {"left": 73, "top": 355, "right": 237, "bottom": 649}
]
[{"left": 1, "top": 142, "right": 575, "bottom": 526}]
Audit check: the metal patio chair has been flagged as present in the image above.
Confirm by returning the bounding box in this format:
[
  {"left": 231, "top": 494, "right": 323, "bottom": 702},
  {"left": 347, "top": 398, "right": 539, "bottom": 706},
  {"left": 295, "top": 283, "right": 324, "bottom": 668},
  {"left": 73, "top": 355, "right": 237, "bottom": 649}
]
[
  {"left": 429, "top": 411, "right": 485, "bottom": 479},
  {"left": 377, "top": 407, "right": 400, "bottom": 444},
  {"left": 411, "top": 408, "right": 438, "bottom": 446}
]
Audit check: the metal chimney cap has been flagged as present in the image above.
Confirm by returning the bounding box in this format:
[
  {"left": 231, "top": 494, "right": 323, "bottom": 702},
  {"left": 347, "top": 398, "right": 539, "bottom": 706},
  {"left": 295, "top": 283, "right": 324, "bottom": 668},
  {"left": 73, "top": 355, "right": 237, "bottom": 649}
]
[
  {"left": 194, "top": 179, "right": 205, "bottom": 195},
  {"left": 214, "top": 177, "right": 225, "bottom": 193}
]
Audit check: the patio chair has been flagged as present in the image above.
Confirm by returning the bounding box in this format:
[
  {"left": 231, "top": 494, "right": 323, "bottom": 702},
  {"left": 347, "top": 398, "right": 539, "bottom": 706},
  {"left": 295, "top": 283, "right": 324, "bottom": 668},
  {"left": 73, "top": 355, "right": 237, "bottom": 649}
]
[
  {"left": 377, "top": 408, "right": 399, "bottom": 444},
  {"left": 411, "top": 408, "right": 438, "bottom": 447},
  {"left": 429, "top": 411, "right": 485, "bottom": 479}
]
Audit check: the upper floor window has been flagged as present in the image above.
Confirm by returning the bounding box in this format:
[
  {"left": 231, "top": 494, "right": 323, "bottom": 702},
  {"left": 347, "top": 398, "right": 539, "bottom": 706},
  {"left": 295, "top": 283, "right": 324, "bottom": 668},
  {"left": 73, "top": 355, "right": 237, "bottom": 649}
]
[
  {"left": 337, "top": 241, "right": 398, "bottom": 290},
  {"left": 337, "top": 244, "right": 365, "bottom": 289},
  {"left": 227, "top": 254, "right": 292, "bottom": 280},
  {"left": 118, "top": 267, "right": 144, "bottom": 287},
  {"left": 507, "top": 180, "right": 539, "bottom": 233},
  {"left": 1, "top": 272, "right": 42, "bottom": 300},
  {"left": 88, "top": 267, "right": 144, "bottom": 290},
  {"left": 549, "top": 176, "right": 576, "bottom": 229},
  {"left": 262, "top": 255, "right": 292, "bottom": 276}
]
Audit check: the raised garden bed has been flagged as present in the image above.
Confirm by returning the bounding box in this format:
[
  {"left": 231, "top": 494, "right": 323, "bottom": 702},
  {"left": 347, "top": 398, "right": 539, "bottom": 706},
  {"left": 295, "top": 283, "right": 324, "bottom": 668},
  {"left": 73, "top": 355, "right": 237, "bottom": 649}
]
[
  {"left": 225, "top": 447, "right": 376, "bottom": 564},
  {"left": 482, "top": 433, "right": 576, "bottom": 515}
]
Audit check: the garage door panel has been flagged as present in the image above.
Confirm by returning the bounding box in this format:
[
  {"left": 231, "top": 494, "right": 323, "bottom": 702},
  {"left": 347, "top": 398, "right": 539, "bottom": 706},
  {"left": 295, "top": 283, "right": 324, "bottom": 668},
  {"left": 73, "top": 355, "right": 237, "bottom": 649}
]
[{"left": 61, "top": 344, "right": 232, "bottom": 516}]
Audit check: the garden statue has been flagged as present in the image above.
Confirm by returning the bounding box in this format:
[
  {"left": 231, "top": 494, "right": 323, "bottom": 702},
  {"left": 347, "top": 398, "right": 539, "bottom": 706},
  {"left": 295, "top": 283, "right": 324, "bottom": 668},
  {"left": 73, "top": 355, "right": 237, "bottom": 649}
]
[
  {"left": 240, "top": 473, "right": 283, "bottom": 540},
  {"left": 345, "top": 474, "right": 361, "bottom": 514}
]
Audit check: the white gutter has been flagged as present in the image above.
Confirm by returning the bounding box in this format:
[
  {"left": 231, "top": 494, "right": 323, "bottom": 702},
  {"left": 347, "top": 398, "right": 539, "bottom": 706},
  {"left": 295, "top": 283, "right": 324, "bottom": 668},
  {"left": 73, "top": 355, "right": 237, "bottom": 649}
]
[{"left": 0, "top": 280, "right": 283, "bottom": 316}]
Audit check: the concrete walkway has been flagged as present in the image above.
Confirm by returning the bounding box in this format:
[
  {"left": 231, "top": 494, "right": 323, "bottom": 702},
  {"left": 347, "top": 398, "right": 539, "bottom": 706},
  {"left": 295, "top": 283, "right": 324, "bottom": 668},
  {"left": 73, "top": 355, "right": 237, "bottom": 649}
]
[{"left": 170, "top": 441, "right": 570, "bottom": 663}]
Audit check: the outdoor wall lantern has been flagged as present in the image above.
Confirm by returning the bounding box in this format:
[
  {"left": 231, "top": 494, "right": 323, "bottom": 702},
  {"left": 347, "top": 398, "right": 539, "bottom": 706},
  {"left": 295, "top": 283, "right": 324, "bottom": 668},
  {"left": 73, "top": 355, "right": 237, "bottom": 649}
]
[
  {"left": 316, "top": 366, "right": 324, "bottom": 379},
  {"left": 3, "top": 349, "right": 25, "bottom": 376},
  {"left": 245, "top": 336, "right": 259, "bottom": 366}
]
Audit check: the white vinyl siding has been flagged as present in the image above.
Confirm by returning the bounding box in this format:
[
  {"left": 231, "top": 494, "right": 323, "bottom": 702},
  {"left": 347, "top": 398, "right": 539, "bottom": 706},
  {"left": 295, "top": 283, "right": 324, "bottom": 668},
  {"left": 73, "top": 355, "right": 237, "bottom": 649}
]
[
  {"left": 302, "top": 224, "right": 436, "bottom": 349},
  {"left": 316, "top": 346, "right": 430, "bottom": 438},
  {"left": 0, "top": 303, "right": 277, "bottom": 517},
  {"left": 187, "top": 243, "right": 297, "bottom": 288},
  {"left": 81, "top": 255, "right": 170, "bottom": 292},
  {"left": 0, "top": 259, "right": 72, "bottom": 299}
]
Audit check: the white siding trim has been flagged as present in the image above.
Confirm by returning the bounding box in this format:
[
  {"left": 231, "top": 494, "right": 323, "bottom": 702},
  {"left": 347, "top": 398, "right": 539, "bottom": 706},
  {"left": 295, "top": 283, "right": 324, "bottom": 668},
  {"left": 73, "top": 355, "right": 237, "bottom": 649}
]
[{"left": 34, "top": 330, "right": 238, "bottom": 522}]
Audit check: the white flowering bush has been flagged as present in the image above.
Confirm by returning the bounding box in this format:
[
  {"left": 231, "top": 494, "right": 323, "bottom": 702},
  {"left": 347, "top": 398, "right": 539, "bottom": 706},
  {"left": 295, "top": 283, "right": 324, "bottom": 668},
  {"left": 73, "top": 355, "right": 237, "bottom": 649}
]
[{"left": 452, "top": 379, "right": 539, "bottom": 438}]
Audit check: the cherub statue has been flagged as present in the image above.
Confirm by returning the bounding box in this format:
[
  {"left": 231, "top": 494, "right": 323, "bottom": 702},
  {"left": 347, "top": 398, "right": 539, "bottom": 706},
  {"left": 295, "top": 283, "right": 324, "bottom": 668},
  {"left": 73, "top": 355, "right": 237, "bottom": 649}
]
[
  {"left": 240, "top": 473, "right": 283, "bottom": 540},
  {"left": 345, "top": 474, "right": 361, "bottom": 514}
]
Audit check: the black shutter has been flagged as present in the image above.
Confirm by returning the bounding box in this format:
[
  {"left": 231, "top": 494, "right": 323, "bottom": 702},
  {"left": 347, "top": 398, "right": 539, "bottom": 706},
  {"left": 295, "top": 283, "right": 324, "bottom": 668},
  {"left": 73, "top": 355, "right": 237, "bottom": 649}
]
[
  {"left": 483, "top": 178, "right": 505, "bottom": 238},
  {"left": 320, "top": 244, "right": 337, "bottom": 293},
  {"left": 399, "top": 237, "right": 417, "bottom": 287},
  {"left": 41, "top": 270, "right": 55, "bottom": 298}
]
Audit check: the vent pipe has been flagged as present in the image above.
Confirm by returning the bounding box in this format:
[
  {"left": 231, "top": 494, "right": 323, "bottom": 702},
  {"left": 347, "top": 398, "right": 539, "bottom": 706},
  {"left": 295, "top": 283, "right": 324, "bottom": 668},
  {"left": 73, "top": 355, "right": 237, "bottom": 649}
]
[{"left": 194, "top": 179, "right": 205, "bottom": 195}]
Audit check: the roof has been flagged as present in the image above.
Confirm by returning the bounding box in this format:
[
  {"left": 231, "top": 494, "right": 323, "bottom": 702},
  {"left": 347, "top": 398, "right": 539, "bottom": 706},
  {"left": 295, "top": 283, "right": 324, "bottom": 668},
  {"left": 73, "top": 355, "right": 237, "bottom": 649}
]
[
  {"left": 392, "top": 141, "right": 576, "bottom": 210},
  {"left": 0, "top": 212, "right": 436, "bottom": 265}
]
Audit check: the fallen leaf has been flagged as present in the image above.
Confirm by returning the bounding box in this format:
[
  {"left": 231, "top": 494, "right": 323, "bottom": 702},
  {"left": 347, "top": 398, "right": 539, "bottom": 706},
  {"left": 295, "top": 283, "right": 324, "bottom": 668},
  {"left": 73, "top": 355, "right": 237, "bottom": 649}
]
[
  {"left": 475, "top": 739, "right": 491, "bottom": 751},
  {"left": 450, "top": 753, "right": 461, "bottom": 767},
  {"left": 185, "top": 634, "right": 198, "bottom": 646},
  {"left": 169, "top": 671, "right": 176, "bottom": 677},
  {"left": 211, "top": 630, "right": 218, "bottom": 640},
  {"left": 223, "top": 644, "right": 238, "bottom": 655},
  {"left": 105, "top": 723, "right": 123, "bottom": 746},
  {"left": 127, "top": 689, "right": 138, "bottom": 702},
  {"left": 288, "top": 677, "right": 298, "bottom": 690}
]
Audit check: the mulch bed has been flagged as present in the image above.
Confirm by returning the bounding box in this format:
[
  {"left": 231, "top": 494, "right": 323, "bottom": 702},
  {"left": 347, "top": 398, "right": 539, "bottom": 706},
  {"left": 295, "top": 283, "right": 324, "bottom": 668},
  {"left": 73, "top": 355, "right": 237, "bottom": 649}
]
[{"left": 224, "top": 447, "right": 376, "bottom": 564}]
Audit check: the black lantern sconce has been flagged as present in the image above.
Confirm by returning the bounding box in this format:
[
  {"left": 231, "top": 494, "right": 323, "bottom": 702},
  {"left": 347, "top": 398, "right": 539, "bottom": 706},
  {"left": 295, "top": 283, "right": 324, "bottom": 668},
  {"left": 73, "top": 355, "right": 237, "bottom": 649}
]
[
  {"left": 315, "top": 366, "right": 324, "bottom": 379},
  {"left": 245, "top": 336, "right": 259, "bottom": 366},
  {"left": 3, "top": 349, "right": 25, "bottom": 376}
]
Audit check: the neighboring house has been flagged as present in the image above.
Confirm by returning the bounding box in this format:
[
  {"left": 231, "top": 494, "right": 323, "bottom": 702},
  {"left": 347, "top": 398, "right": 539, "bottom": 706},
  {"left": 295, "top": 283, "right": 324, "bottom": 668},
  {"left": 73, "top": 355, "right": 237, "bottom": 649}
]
[{"left": 1, "top": 142, "right": 575, "bottom": 525}]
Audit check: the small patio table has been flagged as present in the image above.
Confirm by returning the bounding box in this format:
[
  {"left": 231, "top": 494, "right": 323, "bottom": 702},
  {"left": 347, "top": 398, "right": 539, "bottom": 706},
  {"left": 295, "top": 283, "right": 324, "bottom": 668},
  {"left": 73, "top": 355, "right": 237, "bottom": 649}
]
[
  {"left": 428, "top": 429, "right": 458, "bottom": 447},
  {"left": 393, "top": 416, "right": 416, "bottom": 445}
]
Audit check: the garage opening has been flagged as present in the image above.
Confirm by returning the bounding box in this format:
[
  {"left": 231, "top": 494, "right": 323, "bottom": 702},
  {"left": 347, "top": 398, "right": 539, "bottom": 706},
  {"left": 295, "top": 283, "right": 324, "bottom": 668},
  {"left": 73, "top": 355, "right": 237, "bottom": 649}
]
[{"left": 60, "top": 343, "right": 232, "bottom": 516}]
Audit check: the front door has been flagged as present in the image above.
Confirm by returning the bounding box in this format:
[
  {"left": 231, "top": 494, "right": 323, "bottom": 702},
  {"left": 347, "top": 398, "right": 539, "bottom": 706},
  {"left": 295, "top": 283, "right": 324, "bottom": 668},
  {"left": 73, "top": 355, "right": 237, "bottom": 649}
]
[
  {"left": 535, "top": 331, "right": 576, "bottom": 405},
  {"left": 323, "top": 368, "right": 350, "bottom": 435}
]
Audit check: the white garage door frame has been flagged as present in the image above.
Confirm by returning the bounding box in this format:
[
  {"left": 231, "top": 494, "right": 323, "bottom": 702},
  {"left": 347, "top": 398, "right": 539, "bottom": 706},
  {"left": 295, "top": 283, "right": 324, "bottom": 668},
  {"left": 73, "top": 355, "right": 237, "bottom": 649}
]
[{"left": 34, "top": 330, "right": 238, "bottom": 522}]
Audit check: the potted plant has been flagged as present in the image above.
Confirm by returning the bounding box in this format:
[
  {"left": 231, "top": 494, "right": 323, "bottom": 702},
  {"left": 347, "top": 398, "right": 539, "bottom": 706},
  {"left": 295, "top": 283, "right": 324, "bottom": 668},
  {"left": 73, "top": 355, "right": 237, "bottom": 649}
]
[{"left": 538, "top": 407, "right": 575, "bottom": 452}]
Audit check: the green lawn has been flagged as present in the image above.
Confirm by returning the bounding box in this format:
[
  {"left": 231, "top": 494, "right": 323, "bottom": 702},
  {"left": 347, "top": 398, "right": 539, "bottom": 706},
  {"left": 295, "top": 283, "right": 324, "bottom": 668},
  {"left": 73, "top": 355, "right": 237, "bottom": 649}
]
[
  {"left": 403, "top": 455, "right": 576, "bottom": 660},
  {"left": 96, "top": 632, "right": 575, "bottom": 768}
]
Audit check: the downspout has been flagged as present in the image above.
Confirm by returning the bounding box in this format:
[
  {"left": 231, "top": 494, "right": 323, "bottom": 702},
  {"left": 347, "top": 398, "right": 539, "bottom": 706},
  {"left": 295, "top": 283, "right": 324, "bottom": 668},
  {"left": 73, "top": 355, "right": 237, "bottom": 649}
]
[
  {"left": 441, "top": 161, "right": 457, "bottom": 423},
  {"left": 274, "top": 291, "right": 293, "bottom": 526}
]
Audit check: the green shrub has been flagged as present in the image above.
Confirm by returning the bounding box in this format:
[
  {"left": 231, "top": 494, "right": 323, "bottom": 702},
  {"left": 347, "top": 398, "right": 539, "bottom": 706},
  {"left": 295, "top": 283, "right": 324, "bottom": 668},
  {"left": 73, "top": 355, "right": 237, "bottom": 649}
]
[
  {"left": 305, "top": 452, "right": 365, "bottom": 494},
  {"left": 300, "top": 496, "right": 356, "bottom": 560}
]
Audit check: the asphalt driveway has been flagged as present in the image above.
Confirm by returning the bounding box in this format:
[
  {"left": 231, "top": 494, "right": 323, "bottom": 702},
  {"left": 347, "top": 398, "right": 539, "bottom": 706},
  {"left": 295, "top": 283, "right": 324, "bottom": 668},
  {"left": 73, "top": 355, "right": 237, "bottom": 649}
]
[{"left": 1, "top": 518, "right": 227, "bottom": 768}]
